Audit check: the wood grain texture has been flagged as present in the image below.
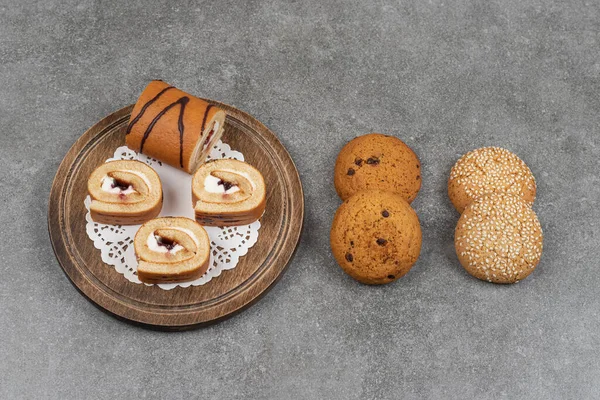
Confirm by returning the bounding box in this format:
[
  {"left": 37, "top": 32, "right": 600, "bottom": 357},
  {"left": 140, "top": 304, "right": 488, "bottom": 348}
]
[{"left": 48, "top": 102, "right": 304, "bottom": 330}]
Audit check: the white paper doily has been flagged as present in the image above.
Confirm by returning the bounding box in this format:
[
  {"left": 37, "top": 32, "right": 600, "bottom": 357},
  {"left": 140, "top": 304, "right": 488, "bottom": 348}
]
[{"left": 84, "top": 141, "right": 261, "bottom": 290}]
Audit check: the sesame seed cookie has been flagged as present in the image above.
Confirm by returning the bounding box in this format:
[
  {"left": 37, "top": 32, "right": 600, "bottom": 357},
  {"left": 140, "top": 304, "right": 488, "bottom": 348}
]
[
  {"left": 330, "top": 190, "right": 422, "bottom": 285},
  {"left": 448, "top": 147, "right": 536, "bottom": 213},
  {"left": 454, "top": 193, "right": 543, "bottom": 284},
  {"left": 334, "top": 133, "right": 421, "bottom": 202}
]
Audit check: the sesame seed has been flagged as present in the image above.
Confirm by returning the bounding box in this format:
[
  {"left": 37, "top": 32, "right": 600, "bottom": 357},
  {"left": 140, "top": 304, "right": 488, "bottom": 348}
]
[
  {"left": 455, "top": 193, "right": 543, "bottom": 283},
  {"left": 449, "top": 147, "right": 536, "bottom": 209}
]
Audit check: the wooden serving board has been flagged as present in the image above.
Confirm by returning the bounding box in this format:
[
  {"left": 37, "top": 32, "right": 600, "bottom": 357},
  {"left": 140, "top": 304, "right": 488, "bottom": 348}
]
[{"left": 48, "top": 102, "right": 304, "bottom": 330}]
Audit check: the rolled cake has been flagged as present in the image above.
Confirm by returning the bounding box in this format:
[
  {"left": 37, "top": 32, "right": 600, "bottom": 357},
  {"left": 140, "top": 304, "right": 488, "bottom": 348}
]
[
  {"left": 134, "top": 217, "right": 211, "bottom": 284},
  {"left": 125, "top": 80, "right": 227, "bottom": 173},
  {"left": 192, "top": 159, "right": 266, "bottom": 226},
  {"left": 88, "top": 160, "right": 162, "bottom": 225}
]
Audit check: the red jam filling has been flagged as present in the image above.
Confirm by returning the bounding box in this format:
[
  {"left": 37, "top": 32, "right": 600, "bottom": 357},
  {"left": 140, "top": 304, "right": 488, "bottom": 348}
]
[{"left": 203, "top": 128, "right": 215, "bottom": 148}]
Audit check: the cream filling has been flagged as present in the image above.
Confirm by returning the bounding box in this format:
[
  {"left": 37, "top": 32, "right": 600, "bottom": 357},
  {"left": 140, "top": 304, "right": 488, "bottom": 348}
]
[
  {"left": 147, "top": 234, "right": 184, "bottom": 254},
  {"left": 202, "top": 121, "right": 220, "bottom": 150},
  {"left": 204, "top": 175, "right": 241, "bottom": 194},
  {"left": 145, "top": 227, "right": 200, "bottom": 254},
  {"left": 101, "top": 176, "right": 136, "bottom": 195},
  {"left": 118, "top": 169, "right": 152, "bottom": 189},
  {"left": 236, "top": 170, "right": 255, "bottom": 189},
  {"left": 100, "top": 169, "right": 152, "bottom": 194},
  {"left": 203, "top": 169, "right": 255, "bottom": 192}
]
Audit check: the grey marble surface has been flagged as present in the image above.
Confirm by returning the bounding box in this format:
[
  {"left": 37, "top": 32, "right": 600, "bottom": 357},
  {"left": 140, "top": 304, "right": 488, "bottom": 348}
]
[{"left": 1, "top": 0, "right": 599, "bottom": 399}]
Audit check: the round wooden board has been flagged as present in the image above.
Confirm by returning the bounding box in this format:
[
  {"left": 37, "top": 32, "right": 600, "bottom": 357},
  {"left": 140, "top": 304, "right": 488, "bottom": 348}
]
[{"left": 48, "top": 102, "right": 304, "bottom": 330}]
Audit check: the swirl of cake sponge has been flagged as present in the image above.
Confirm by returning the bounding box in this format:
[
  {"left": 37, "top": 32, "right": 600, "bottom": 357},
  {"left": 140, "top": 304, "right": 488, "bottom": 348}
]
[
  {"left": 134, "top": 217, "right": 211, "bottom": 284},
  {"left": 87, "top": 160, "right": 162, "bottom": 225},
  {"left": 192, "top": 159, "right": 266, "bottom": 226}
]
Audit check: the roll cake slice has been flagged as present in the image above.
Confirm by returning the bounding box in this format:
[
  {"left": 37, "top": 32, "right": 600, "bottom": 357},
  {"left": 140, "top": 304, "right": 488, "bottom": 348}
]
[
  {"left": 126, "top": 80, "right": 227, "bottom": 173},
  {"left": 88, "top": 160, "right": 162, "bottom": 225},
  {"left": 134, "top": 217, "right": 211, "bottom": 284},
  {"left": 192, "top": 159, "right": 267, "bottom": 226}
]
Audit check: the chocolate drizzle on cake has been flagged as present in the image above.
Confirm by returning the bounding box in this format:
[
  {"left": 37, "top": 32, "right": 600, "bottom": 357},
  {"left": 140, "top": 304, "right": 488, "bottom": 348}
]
[
  {"left": 126, "top": 85, "right": 174, "bottom": 135},
  {"left": 139, "top": 96, "right": 190, "bottom": 168}
]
